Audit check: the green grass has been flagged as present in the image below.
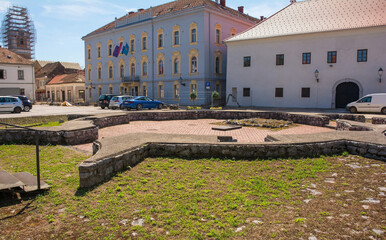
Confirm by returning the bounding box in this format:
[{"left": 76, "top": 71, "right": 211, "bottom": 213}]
[
  {"left": 0, "top": 115, "right": 68, "bottom": 128},
  {"left": 0, "top": 145, "right": 384, "bottom": 239}
]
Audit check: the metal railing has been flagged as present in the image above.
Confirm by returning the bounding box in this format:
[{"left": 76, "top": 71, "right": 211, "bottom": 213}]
[{"left": 121, "top": 75, "right": 140, "bottom": 83}]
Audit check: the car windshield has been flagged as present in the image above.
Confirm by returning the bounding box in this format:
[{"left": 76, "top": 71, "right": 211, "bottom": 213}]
[{"left": 111, "top": 97, "right": 118, "bottom": 101}]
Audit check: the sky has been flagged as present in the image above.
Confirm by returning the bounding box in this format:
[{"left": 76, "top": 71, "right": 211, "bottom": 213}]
[{"left": 0, "top": 0, "right": 290, "bottom": 68}]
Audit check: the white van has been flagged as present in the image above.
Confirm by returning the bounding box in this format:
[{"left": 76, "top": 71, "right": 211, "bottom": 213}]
[{"left": 346, "top": 93, "right": 386, "bottom": 114}]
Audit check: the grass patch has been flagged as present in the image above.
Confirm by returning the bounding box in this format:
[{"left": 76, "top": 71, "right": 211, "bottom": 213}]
[
  {"left": 0, "top": 146, "right": 384, "bottom": 239},
  {"left": 0, "top": 115, "right": 68, "bottom": 127}
]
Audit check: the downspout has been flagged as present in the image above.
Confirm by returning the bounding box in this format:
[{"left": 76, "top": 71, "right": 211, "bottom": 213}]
[
  {"left": 208, "top": 11, "right": 211, "bottom": 105},
  {"left": 151, "top": 7, "right": 155, "bottom": 99}
]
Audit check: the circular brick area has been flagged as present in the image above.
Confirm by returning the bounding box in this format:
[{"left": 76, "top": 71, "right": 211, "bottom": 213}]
[{"left": 74, "top": 119, "right": 334, "bottom": 152}]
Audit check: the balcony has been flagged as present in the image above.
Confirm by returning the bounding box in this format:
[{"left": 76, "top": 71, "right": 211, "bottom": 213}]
[{"left": 121, "top": 75, "right": 140, "bottom": 83}]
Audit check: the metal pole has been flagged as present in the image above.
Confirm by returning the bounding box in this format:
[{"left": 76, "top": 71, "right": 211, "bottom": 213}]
[{"left": 35, "top": 131, "right": 41, "bottom": 190}]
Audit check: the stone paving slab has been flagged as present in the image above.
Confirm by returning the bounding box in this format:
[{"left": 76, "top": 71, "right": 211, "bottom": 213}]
[
  {"left": 212, "top": 125, "right": 242, "bottom": 131},
  {"left": 0, "top": 170, "right": 24, "bottom": 191}
]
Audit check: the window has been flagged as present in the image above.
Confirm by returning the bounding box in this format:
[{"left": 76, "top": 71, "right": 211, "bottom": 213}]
[
  {"left": 190, "top": 83, "right": 197, "bottom": 93},
  {"left": 18, "top": 70, "right": 24, "bottom": 80},
  {"left": 215, "top": 57, "right": 220, "bottom": 74},
  {"left": 143, "top": 86, "right": 147, "bottom": 96},
  {"left": 243, "top": 56, "right": 251, "bottom": 67},
  {"left": 191, "top": 28, "right": 197, "bottom": 43},
  {"left": 108, "top": 44, "right": 112, "bottom": 56},
  {"left": 120, "top": 65, "right": 124, "bottom": 80},
  {"left": 97, "top": 47, "right": 101, "bottom": 58},
  {"left": 191, "top": 57, "right": 197, "bottom": 73},
  {"left": 142, "top": 62, "right": 148, "bottom": 76},
  {"left": 301, "top": 88, "right": 310, "bottom": 98},
  {"left": 243, "top": 88, "right": 250, "bottom": 97},
  {"left": 88, "top": 88, "right": 92, "bottom": 99},
  {"left": 109, "top": 66, "right": 113, "bottom": 79},
  {"left": 302, "top": 53, "right": 311, "bottom": 64},
  {"left": 130, "top": 39, "right": 135, "bottom": 52},
  {"left": 173, "top": 83, "right": 180, "bottom": 99},
  {"left": 20, "top": 88, "right": 25, "bottom": 95},
  {"left": 357, "top": 49, "right": 367, "bottom": 62},
  {"left": 158, "top": 84, "right": 164, "bottom": 99},
  {"left": 79, "top": 90, "right": 85, "bottom": 100},
  {"left": 88, "top": 68, "right": 91, "bottom": 81},
  {"left": 87, "top": 48, "right": 91, "bottom": 60},
  {"left": 174, "top": 59, "right": 179, "bottom": 74},
  {"left": 174, "top": 31, "right": 179, "bottom": 45},
  {"left": 98, "top": 67, "right": 101, "bottom": 80},
  {"left": 98, "top": 87, "right": 102, "bottom": 96},
  {"left": 216, "top": 29, "right": 221, "bottom": 44},
  {"left": 158, "top": 60, "right": 164, "bottom": 75},
  {"left": 142, "top": 37, "right": 147, "bottom": 50},
  {"left": 327, "top": 51, "right": 337, "bottom": 63},
  {"left": 0, "top": 69, "right": 6, "bottom": 79},
  {"left": 158, "top": 34, "right": 163, "bottom": 48},
  {"left": 131, "top": 63, "right": 135, "bottom": 77},
  {"left": 276, "top": 54, "right": 284, "bottom": 65},
  {"left": 109, "top": 87, "right": 113, "bottom": 94},
  {"left": 275, "top": 88, "right": 283, "bottom": 98},
  {"left": 358, "top": 96, "right": 372, "bottom": 103}
]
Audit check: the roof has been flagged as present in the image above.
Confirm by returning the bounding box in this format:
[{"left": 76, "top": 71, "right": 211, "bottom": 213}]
[
  {"left": 36, "top": 60, "right": 82, "bottom": 70},
  {"left": 46, "top": 72, "right": 85, "bottom": 85},
  {"left": 226, "top": 0, "right": 386, "bottom": 42},
  {"left": 35, "top": 62, "right": 65, "bottom": 78},
  {"left": 84, "top": 0, "right": 258, "bottom": 38},
  {"left": 0, "top": 47, "right": 33, "bottom": 65}
]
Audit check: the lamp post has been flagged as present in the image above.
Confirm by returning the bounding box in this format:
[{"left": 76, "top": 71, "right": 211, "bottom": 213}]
[
  {"left": 379, "top": 68, "right": 383, "bottom": 83},
  {"left": 314, "top": 69, "right": 319, "bottom": 82}
]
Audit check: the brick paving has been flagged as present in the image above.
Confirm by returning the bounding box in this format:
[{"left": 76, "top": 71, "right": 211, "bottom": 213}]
[{"left": 74, "top": 119, "right": 334, "bottom": 153}]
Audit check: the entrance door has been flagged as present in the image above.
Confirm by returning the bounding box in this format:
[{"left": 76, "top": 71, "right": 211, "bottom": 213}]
[
  {"left": 335, "top": 82, "right": 359, "bottom": 108},
  {"left": 62, "top": 91, "right": 66, "bottom": 101}
]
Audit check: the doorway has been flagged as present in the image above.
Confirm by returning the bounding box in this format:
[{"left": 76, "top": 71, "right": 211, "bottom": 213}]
[{"left": 335, "top": 82, "right": 359, "bottom": 108}]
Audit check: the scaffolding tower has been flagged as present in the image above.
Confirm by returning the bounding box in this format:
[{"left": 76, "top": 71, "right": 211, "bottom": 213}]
[{"left": 1, "top": 5, "right": 36, "bottom": 59}]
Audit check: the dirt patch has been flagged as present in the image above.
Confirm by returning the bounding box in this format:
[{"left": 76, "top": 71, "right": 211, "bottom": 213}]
[{"left": 216, "top": 118, "right": 294, "bottom": 130}]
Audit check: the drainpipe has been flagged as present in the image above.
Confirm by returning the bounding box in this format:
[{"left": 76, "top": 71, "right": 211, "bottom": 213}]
[
  {"left": 208, "top": 12, "right": 211, "bottom": 105},
  {"left": 151, "top": 7, "right": 155, "bottom": 99}
]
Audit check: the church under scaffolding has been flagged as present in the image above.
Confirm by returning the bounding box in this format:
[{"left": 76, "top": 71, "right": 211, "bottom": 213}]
[{"left": 1, "top": 5, "right": 36, "bottom": 59}]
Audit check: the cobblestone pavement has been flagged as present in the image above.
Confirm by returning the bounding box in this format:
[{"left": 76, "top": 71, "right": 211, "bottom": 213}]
[{"left": 74, "top": 119, "right": 334, "bottom": 152}]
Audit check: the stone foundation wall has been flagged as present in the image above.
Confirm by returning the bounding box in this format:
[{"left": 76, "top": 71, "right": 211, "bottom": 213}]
[
  {"left": 78, "top": 140, "right": 386, "bottom": 187},
  {"left": 87, "top": 114, "right": 131, "bottom": 128},
  {"left": 336, "top": 120, "right": 373, "bottom": 131},
  {"left": 323, "top": 114, "right": 366, "bottom": 122},
  {"left": 372, "top": 117, "right": 386, "bottom": 125}
]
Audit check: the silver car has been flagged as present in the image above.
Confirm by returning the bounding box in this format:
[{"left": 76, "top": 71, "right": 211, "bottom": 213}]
[
  {"left": 109, "top": 95, "right": 134, "bottom": 110},
  {"left": 0, "top": 96, "right": 24, "bottom": 113}
]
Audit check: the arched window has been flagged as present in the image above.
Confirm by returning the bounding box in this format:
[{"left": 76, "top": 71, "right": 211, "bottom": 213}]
[
  {"left": 142, "top": 62, "right": 148, "bottom": 76},
  {"left": 215, "top": 57, "right": 220, "bottom": 74},
  {"left": 191, "top": 29, "right": 197, "bottom": 43},
  {"left": 158, "top": 60, "right": 164, "bottom": 75},
  {"left": 98, "top": 67, "right": 101, "bottom": 79},
  {"left": 191, "top": 57, "right": 197, "bottom": 73},
  {"left": 174, "top": 59, "right": 179, "bottom": 74},
  {"left": 109, "top": 66, "right": 113, "bottom": 79},
  {"left": 131, "top": 63, "right": 135, "bottom": 76},
  {"left": 120, "top": 65, "right": 124, "bottom": 80}
]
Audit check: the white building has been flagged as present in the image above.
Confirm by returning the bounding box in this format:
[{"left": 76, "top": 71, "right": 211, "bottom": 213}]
[
  {"left": 82, "top": 0, "right": 258, "bottom": 105},
  {"left": 0, "top": 47, "right": 35, "bottom": 100},
  {"left": 225, "top": 0, "right": 386, "bottom": 109}
]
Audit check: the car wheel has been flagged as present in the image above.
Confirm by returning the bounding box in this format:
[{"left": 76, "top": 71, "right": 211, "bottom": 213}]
[
  {"left": 24, "top": 105, "right": 30, "bottom": 112},
  {"left": 136, "top": 104, "right": 142, "bottom": 110},
  {"left": 349, "top": 107, "right": 357, "bottom": 113},
  {"left": 101, "top": 106, "right": 105, "bottom": 109},
  {"left": 381, "top": 107, "right": 386, "bottom": 114},
  {"left": 157, "top": 103, "right": 162, "bottom": 109},
  {"left": 13, "top": 107, "right": 22, "bottom": 113},
  {"left": 127, "top": 107, "right": 131, "bottom": 111}
]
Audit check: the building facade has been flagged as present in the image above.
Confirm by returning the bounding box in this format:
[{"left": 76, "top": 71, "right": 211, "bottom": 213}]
[
  {"left": 225, "top": 0, "right": 386, "bottom": 109},
  {"left": 45, "top": 71, "right": 85, "bottom": 103},
  {"left": 0, "top": 47, "right": 35, "bottom": 100},
  {"left": 82, "top": 0, "right": 257, "bottom": 105}
]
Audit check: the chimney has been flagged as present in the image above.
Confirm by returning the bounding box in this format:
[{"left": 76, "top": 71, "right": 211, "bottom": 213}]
[
  {"left": 138, "top": 8, "right": 144, "bottom": 12},
  {"left": 220, "top": 0, "right": 225, "bottom": 7},
  {"left": 238, "top": 6, "right": 244, "bottom": 13},
  {"left": 129, "top": 11, "right": 135, "bottom": 15},
  {"left": 260, "top": 16, "right": 264, "bottom": 21},
  {"left": 290, "top": 0, "right": 296, "bottom": 3}
]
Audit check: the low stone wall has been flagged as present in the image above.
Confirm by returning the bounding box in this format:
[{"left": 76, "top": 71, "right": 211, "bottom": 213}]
[
  {"left": 336, "top": 120, "right": 373, "bottom": 131},
  {"left": 372, "top": 117, "right": 386, "bottom": 125},
  {"left": 85, "top": 114, "right": 131, "bottom": 128},
  {"left": 78, "top": 140, "right": 386, "bottom": 187},
  {"left": 323, "top": 114, "right": 366, "bottom": 123},
  {"left": 0, "top": 127, "right": 98, "bottom": 145}
]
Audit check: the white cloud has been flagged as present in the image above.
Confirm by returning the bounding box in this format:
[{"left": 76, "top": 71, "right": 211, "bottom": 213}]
[{"left": 0, "top": 0, "right": 11, "bottom": 13}]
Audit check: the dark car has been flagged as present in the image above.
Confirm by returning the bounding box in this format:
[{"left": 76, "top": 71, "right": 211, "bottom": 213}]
[
  {"left": 99, "top": 94, "right": 117, "bottom": 109},
  {"left": 13, "top": 95, "right": 32, "bottom": 112},
  {"left": 122, "top": 96, "right": 163, "bottom": 110}
]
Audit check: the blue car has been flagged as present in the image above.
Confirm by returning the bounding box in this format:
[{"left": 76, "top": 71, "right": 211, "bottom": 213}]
[{"left": 122, "top": 96, "right": 163, "bottom": 110}]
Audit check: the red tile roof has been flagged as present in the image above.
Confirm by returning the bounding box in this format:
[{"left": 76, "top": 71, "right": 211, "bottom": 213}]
[
  {"left": 84, "top": 0, "right": 258, "bottom": 38},
  {"left": 0, "top": 47, "right": 33, "bottom": 65},
  {"left": 47, "top": 72, "right": 85, "bottom": 85}
]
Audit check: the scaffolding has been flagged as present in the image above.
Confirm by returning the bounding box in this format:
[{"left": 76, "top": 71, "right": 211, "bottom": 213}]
[{"left": 1, "top": 5, "right": 36, "bottom": 59}]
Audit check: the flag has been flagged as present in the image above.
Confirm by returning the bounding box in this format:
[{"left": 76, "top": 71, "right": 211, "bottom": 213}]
[
  {"left": 122, "top": 43, "right": 129, "bottom": 55},
  {"left": 113, "top": 45, "right": 120, "bottom": 57}
]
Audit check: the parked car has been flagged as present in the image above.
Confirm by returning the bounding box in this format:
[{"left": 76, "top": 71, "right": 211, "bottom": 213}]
[
  {"left": 346, "top": 93, "right": 386, "bottom": 114},
  {"left": 109, "top": 95, "right": 134, "bottom": 110},
  {"left": 0, "top": 96, "right": 24, "bottom": 113},
  {"left": 122, "top": 96, "right": 163, "bottom": 110},
  {"left": 13, "top": 95, "right": 32, "bottom": 112},
  {"left": 99, "top": 94, "right": 117, "bottom": 109}
]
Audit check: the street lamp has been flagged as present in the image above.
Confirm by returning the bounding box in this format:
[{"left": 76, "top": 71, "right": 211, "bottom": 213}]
[
  {"left": 378, "top": 67, "right": 383, "bottom": 83},
  {"left": 314, "top": 69, "right": 319, "bottom": 82}
]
